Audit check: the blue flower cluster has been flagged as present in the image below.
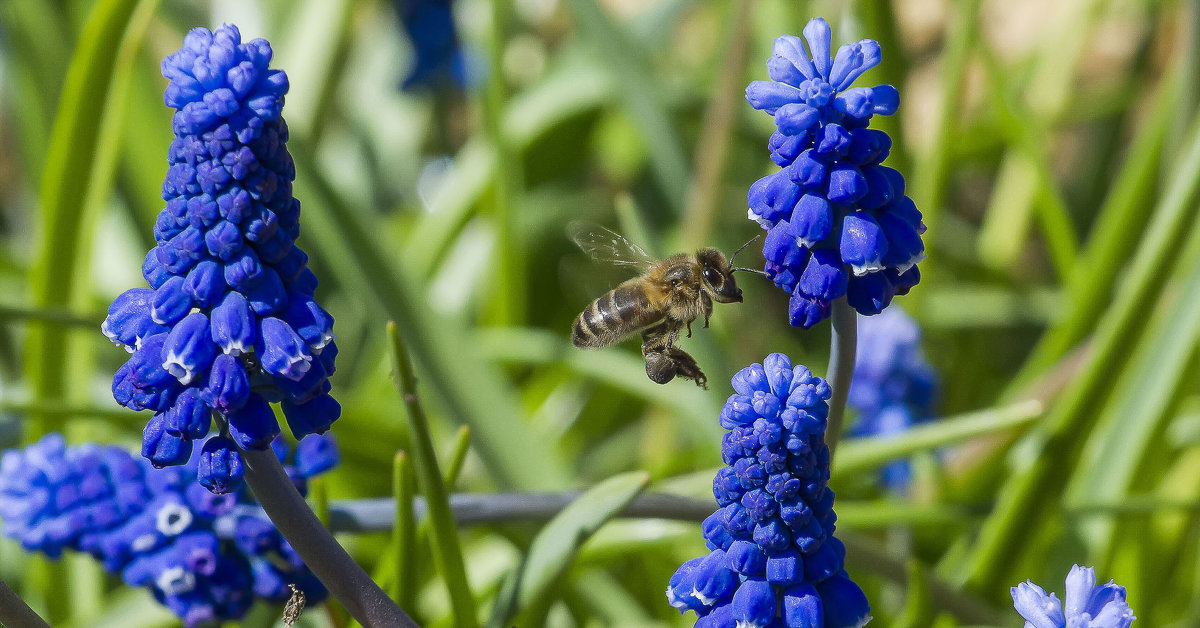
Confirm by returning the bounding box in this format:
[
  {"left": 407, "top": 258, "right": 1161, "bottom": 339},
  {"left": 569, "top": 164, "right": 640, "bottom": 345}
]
[
  {"left": 667, "top": 354, "right": 871, "bottom": 627},
  {"left": 398, "top": 0, "right": 470, "bottom": 90},
  {"left": 847, "top": 308, "right": 937, "bottom": 491},
  {"left": 0, "top": 433, "right": 337, "bottom": 626},
  {"left": 1012, "top": 565, "right": 1135, "bottom": 628},
  {"left": 745, "top": 18, "right": 925, "bottom": 328},
  {"left": 104, "top": 25, "right": 339, "bottom": 486}
]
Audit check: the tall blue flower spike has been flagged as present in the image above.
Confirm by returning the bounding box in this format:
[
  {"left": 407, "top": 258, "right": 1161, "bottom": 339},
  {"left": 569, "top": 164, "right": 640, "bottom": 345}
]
[
  {"left": 746, "top": 18, "right": 925, "bottom": 328},
  {"left": 0, "top": 434, "right": 336, "bottom": 626},
  {"left": 103, "top": 24, "right": 340, "bottom": 488},
  {"left": 667, "top": 354, "right": 872, "bottom": 627},
  {"left": 847, "top": 307, "right": 937, "bottom": 490},
  {"left": 1012, "top": 565, "right": 1136, "bottom": 627}
]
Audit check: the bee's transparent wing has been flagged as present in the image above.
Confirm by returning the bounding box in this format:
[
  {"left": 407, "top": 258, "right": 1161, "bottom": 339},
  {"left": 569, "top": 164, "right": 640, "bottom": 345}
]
[{"left": 569, "top": 223, "right": 654, "bottom": 270}]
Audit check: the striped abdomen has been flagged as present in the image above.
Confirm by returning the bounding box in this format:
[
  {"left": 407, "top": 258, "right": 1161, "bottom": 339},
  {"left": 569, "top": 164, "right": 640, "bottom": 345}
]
[{"left": 572, "top": 283, "right": 662, "bottom": 348}]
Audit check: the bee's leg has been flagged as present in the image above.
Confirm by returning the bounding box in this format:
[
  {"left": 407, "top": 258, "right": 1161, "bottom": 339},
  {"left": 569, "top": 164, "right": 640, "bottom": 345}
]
[
  {"left": 643, "top": 350, "right": 678, "bottom": 385},
  {"left": 641, "top": 323, "right": 677, "bottom": 385},
  {"left": 701, "top": 292, "right": 713, "bottom": 328},
  {"left": 667, "top": 320, "right": 683, "bottom": 347},
  {"left": 685, "top": 320, "right": 693, "bottom": 338},
  {"left": 665, "top": 347, "right": 707, "bottom": 390}
]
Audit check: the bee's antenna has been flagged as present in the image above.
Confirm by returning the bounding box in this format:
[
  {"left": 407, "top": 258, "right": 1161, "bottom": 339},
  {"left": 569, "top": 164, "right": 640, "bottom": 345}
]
[
  {"left": 731, "top": 267, "right": 770, "bottom": 277},
  {"left": 728, "top": 234, "right": 762, "bottom": 268}
]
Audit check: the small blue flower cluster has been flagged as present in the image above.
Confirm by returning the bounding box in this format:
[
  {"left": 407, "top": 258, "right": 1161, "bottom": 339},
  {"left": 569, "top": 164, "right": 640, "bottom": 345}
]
[
  {"left": 0, "top": 433, "right": 337, "bottom": 626},
  {"left": 104, "top": 24, "right": 339, "bottom": 486},
  {"left": 398, "top": 0, "right": 470, "bottom": 90},
  {"left": 667, "top": 354, "right": 871, "bottom": 627},
  {"left": 847, "top": 308, "right": 937, "bottom": 491},
  {"left": 745, "top": 18, "right": 925, "bottom": 328},
  {"left": 1012, "top": 565, "right": 1135, "bottom": 628}
]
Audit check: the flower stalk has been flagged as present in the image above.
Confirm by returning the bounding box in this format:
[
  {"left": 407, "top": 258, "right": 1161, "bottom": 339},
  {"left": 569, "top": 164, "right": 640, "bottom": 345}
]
[
  {"left": 826, "top": 298, "right": 857, "bottom": 456},
  {"left": 240, "top": 446, "right": 417, "bottom": 628},
  {"left": 0, "top": 578, "right": 49, "bottom": 628}
]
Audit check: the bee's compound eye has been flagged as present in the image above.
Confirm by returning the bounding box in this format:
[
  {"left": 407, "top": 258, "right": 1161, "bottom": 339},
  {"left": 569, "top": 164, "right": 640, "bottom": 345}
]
[{"left": 703, "top": 268, "right": 719, "bottom": 284}]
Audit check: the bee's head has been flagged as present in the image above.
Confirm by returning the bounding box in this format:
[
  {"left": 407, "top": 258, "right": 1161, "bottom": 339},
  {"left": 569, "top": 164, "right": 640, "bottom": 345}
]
[{"left": 697, "top": 248, "right": 743, "bottom": 303}]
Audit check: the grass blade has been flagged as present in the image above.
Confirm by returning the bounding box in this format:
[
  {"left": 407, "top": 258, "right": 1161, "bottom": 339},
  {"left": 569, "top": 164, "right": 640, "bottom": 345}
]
[
  {"left": 957, "top": 113, "right": 1200, "bottom": 594},
  {"left": 485, "top": 471, "right": 650, "bottom": 628},
  {"left": 387, "top": 322, "right": 479, "bottom": 628},
  {"left": 25, "top": 0, "right": 159, "bottom": 436},
  {"left": 834, "top": 400, "right": 1044, "bottom": 476},
  {"left": 392, "top": 452, "right": 419, "bottom": 614}
]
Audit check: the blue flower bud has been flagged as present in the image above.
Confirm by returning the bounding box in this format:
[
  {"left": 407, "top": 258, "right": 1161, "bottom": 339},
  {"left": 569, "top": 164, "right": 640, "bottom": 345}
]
[
  {"left": 126, "top": 333, "right": 177, "bottom": 392},
  {"left": 280, "top": 393, "right": 340, "bottom": 437},
  {"left": 775, "top": 103, "right": 820, "bottom": 136},
  {"left": 773, "top": 35, "right": 817, "bottom": 81},
  {"left": 817, "top": 573, "right": 872, "bottom": 628},
  {"left": 182, "top": 260, "right": 224, "bottom": 307},
  {"left": 726, "top": 540, "right": 767, "bottom": 576},
  {"left": 798, "top": 248, "right": 848, "bottom": 301},
  {"left": 667, "top": 557, "right": 707, "bottom": 613},
  {"left": 226, "top": 394, "right": 279, "bottom": 450},
  {"left": 104, "top": 288, "right": 167, "bottom": 351},
  {"left": 732, "top": 363, "right": 770, "bottom": 396},
  {"left": 788, "top": 293, "right": 829, "bottom": 329},
  {"left": 162, "top": 389, "right": 212, "bottom": 439},
  {"left": 790, "top": 194, "right": 833, "bottom": 248},
  {"left": 256, "top": 317, "right": 312, "bottom": 381},
  {"left": 152, "top": 276, "right": 193, "bottom": 326},
  {"left": 203, "top": 354, "right": 250, "bottom": 415},
  {"left": 731, "top": 579, "right": 776, "bottom": 628},
  {"left": 781, "top": 583, "right": 823, "bottom": 628},
  {"left": 695, "top": 602, "right": 734, "bottom": 628},
  {"left": 767, "top": 549, "right": 804, "bottom": 585},
  {"left": 197, "top": 437, "right": 244, "bottom": 494},
  {"left": 702, "top": 511, "right": 735, "bottom": 551},
  {"left": 746, "top": 80, "right": 805, "bottom": 114},
  {"left": 833, "top": 87, "right": 874, "bottom": 119},
  {"left": 143, "top": 249, "right": 171, "bottom": 289},
  {"left": 869, "top": 85, "right": 899, "bottom": 115},
  {"left": 789, "top": 150, "right": 827, "bottom": 189},
  {"left": 846, "top": 270, "right": 894, "bottom": 315},
  {"left": 294, "top": 433, "right": 339, "bottom": 477},
  {"left": 162, "top": 312, "right": 218, "bottom": 385},
  {"left": 748, "top": 170, "right": 803, "bottom": 225},
  {"left": 839, "top": 211, "right": 888, "bottom": 276},
  {"left": 693, "top": 549, "right": 738, "bottom": 606},
  {"left": 803, "top": 536, "right": 844, "bottom": 584},
  {"left": 752, "top": 517, "right": 791, "bottom": 554},
  {"left": 142, "top": 415, "right": 193, "bottom": 468},
  {"left": 210, "top": 291, "right": 255, "bottom": 356}
]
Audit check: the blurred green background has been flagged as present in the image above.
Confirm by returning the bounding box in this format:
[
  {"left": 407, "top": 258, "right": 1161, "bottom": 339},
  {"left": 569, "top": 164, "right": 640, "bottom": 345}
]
[{"left": 2, "top": 0, "right": 1200, "bottom": 625}]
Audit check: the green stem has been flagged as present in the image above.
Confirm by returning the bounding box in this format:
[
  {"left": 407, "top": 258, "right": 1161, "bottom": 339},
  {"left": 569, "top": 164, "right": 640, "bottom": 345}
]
[
  {"left": 825, "top": 298, "right": 857, "bottom": 456},
  {"left": 392, "top": 452, "right": 418, "bottom": 614},
  {"left": 387, "top": 322, "right": 480, "bottom": 628}
]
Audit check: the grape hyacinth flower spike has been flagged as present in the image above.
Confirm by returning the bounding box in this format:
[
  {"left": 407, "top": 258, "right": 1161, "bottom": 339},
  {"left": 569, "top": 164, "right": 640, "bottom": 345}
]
[
  {"left": 667, "top": 354, "right": 872, "bottom": 627},
  {"left": 746, "top": 17, "right": 925, "bottom": 328},
  {"left": 1012, "top": 565, "right": 1135, "bottom": 627},
  {"left": 103, "top": 24, "right": 340, "bottom": 489},
  {"left": 0, "top": 434, "right": 335, "bottom": 625}
]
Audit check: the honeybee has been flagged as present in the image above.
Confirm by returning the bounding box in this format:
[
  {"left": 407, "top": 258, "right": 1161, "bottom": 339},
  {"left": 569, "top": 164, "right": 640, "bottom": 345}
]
[{"left": 570, "top": 226, "right": 763, "bottom": 389}]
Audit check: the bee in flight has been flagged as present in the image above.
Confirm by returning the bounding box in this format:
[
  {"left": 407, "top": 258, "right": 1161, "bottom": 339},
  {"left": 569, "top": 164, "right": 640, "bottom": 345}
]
[{"left": 570, "top": 225, "right": 764, "bottom": 389}]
